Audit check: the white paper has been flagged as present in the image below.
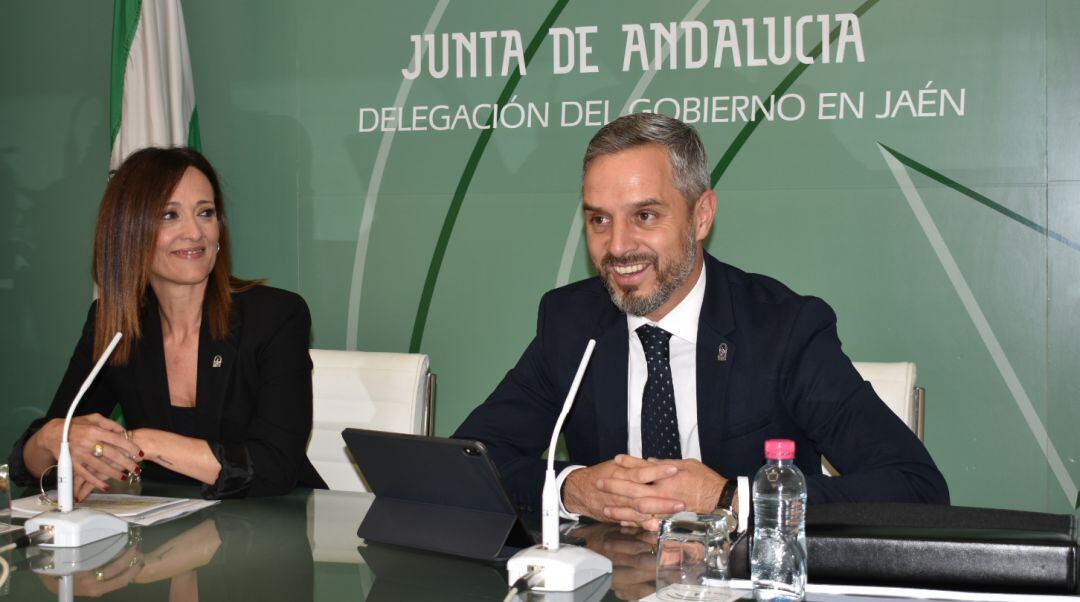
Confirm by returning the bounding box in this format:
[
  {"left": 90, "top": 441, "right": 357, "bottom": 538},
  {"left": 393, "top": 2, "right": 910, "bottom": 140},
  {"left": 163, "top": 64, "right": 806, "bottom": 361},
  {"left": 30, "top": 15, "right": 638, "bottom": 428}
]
[
  {"left": 126, "top": 498, "right": 218, "bottom": 526},
  {"left": 12, "top": 492, "right": 219, "bottom": 527}
]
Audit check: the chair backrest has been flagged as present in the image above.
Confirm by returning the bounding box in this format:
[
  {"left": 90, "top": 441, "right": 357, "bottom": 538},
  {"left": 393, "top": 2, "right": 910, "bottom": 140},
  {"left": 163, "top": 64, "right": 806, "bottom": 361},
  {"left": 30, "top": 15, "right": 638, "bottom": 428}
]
[
  {"left": 307, "top": 349, "right": 435, "bottom": 492},
  {"left": 852, "top": 361, "right": 924, "bottom": 441},
  {"left": 823, "top": 361, "right": 925, "bottom": 476}
]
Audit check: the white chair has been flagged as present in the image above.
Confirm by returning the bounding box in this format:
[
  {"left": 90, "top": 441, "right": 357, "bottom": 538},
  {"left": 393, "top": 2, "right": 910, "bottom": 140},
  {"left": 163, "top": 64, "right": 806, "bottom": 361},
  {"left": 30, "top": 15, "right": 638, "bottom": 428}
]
[
  {"left": 823, "top": 361, "right": 925, "bottom": 475},
  {"left": 306, "top": 349, "right": 435, "bottom": 492},
  {"left": 852, "top": 361, "right": 924, "bottom": 441}
]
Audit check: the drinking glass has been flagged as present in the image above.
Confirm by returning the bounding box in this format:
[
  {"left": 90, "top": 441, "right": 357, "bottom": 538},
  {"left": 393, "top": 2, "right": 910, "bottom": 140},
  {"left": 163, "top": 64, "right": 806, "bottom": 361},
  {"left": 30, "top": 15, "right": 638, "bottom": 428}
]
[{"left": 655, "top": 511, "right": 736, "bottom": 601}]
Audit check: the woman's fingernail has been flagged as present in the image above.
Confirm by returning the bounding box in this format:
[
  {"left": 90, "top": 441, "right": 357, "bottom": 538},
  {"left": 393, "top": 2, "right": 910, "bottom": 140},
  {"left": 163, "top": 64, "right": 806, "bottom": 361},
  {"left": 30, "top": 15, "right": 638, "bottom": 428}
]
[
  {"left": 674, "top": 503, "right": 685, "bottom": 511},
  {"left": 121, "top": 474, "right": 128, "bottom": 481},
  {"left": 135, "top": 467, "right": 142, "bottom": 475},
  {"left": 139, "top": 451, "right": 145, "bottom": 458},
  {"left": 103, "top": 485, "right": 110, "bottom": 492}
]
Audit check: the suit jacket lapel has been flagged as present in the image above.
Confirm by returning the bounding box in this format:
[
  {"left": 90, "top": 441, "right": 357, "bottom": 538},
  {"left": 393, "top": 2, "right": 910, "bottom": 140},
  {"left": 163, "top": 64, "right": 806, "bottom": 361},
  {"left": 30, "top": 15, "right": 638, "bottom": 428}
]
[
  {"left": 133, "top": 292, "right": 172, "bottom": 430},
  {"left": 696, "top": 256, "right": 735, "bottom": 469},
  {"left": 589, "top": 303, "right": 630, "bottom": 460},
  {"left": 195, "top": 305, "right": 238, "bottom": 440}
]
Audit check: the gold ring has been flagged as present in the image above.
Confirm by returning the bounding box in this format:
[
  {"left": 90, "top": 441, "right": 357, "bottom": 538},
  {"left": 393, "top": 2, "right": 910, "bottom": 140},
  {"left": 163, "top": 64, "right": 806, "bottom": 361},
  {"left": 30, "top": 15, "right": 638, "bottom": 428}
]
[
  {"left": 95, "top": 569, "right": 107, "bottom": 582},
  {"left": 92, "top": 442, "right": 106, "bottom": 458}
]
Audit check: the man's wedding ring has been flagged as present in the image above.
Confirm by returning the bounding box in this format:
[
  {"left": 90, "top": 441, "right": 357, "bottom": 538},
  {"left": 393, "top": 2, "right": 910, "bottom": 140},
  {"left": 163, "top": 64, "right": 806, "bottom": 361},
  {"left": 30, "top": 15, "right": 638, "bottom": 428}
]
[{"left": 92, "top": 442, "right": 106, "bottom": 458}]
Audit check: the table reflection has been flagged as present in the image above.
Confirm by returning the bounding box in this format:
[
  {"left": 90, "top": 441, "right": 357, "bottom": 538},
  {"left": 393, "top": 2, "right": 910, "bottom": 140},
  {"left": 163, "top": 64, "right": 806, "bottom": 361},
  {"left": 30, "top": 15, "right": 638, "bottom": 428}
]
[
  {"left": 563, "top": 523, "right": 659, "bottom": 601},
  {"left": 7, "top": 487, "right": 745, "bottom": 602},
  {"left": 8, "top": 484, "right": 315, "bottom": 602},
  {"left": 33, "top": 519, "right": 218, "bottom": 600}
]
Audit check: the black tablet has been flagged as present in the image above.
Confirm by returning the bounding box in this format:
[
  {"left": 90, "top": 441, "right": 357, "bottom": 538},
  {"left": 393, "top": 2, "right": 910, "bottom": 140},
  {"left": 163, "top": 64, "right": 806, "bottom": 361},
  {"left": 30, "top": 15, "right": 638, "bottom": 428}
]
[{"left": 342, "top": 428, "right": 536, "bottom": 561}]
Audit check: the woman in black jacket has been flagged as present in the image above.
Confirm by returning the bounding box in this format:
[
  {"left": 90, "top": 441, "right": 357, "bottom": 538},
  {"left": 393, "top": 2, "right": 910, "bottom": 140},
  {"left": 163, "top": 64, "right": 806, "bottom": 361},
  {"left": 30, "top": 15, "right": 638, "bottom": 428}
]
[{"left": 8, "top": 147, "right": 325, "bottom": 499}]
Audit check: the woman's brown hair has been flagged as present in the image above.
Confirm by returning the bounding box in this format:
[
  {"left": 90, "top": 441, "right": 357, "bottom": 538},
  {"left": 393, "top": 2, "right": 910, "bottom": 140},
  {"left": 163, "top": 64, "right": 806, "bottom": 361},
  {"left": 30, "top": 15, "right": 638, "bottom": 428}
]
[{"left": 93, "top": 147, "right": 258, "bottom": 364}]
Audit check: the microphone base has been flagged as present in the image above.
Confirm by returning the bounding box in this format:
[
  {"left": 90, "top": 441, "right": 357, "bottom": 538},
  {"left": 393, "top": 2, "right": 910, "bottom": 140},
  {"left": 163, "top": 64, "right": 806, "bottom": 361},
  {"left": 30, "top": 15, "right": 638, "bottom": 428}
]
[
  {"left": 25, "top": 508, "right": 129, "bottom": 548},
  {"left": 507, "top": 543, "right": 612, "bottom": 592}
]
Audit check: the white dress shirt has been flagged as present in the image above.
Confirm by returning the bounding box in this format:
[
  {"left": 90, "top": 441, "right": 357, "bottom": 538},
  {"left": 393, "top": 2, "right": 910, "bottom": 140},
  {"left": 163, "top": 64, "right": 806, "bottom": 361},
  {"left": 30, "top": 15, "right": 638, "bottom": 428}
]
[
  {"left": 557, "top": 267, "right": 709, "bottom": 517},
  {"left": 625, "top": 267, "right": 706, "bottom": 459}
]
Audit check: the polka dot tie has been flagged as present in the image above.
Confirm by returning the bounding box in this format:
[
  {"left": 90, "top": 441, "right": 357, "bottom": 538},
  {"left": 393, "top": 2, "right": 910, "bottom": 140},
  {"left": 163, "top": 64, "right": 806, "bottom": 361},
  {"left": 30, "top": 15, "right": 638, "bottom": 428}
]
[{"left": 637, "top": 324, "right": 682, "bottom": 460}]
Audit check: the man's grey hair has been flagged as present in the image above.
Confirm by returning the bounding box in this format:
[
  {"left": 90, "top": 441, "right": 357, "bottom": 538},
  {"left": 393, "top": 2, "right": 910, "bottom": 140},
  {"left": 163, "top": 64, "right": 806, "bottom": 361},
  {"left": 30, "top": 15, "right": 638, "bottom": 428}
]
[{"left": 582, "top": 113, "right": 710, "bottom": 204}]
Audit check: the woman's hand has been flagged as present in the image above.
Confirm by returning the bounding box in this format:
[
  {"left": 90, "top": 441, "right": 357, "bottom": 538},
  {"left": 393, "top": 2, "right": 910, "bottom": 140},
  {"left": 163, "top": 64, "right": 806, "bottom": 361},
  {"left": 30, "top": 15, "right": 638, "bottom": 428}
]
[
  {"left": 30, "top": 413, "right": 143, "bottom": 498},
  {"left": 130, "top": 428, "right": 221, "bottom": 486}
]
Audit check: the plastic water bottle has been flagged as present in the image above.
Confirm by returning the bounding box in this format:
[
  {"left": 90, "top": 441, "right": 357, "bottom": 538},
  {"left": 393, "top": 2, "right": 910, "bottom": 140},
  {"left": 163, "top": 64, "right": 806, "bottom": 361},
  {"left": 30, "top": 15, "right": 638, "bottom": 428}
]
[{"left": 751, "top": 439, "right": 807, "bottom": 601}]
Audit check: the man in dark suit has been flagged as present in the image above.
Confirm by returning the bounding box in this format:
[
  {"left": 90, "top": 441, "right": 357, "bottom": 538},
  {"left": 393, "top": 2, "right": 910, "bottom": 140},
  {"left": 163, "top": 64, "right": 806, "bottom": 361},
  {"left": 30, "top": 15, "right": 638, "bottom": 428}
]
[{"left": 455, "top": 113, "right": 948, "bottom": 530}]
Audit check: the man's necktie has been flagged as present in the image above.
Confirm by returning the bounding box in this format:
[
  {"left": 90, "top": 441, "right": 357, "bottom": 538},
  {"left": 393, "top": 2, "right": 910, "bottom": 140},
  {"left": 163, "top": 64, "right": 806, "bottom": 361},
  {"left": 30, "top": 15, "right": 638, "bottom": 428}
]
[{"left": 637, "top": 324, "right": 682, "bottom": 460}]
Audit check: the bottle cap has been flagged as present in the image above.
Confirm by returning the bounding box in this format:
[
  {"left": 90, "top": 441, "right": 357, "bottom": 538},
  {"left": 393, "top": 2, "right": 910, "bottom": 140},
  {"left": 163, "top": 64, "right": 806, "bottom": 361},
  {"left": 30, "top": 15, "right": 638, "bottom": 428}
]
[{"left": 764, "top": 439, "right": 795, "bottom": 460}]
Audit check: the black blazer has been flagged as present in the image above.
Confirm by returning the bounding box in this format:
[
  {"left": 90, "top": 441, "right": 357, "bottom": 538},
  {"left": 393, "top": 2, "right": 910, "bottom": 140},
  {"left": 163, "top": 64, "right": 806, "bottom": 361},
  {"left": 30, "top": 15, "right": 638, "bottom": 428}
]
[
  {"left": 8, "top": 285, "right": 326, "bottom": 498},
  {"left": 454, "top": 254, "right": 949, "bottom": 511}
]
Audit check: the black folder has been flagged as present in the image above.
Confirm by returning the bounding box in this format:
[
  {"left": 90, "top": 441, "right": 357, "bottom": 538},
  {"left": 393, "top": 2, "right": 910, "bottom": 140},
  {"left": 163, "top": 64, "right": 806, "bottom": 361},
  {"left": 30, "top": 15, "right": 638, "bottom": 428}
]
[
  {"left": 729, "top": 502, "right": 1078, "bottom": 593},
  {"left": 342, "top": 428, "right": 536, "bottom": 561}
]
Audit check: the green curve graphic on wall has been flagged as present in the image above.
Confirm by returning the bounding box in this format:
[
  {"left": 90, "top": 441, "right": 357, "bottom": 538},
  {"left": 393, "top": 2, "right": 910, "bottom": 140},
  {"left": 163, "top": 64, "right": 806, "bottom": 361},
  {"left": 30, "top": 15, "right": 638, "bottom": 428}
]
[
  {"left": 409, "top": 0, "right": 571, "bottom": 353},
  {"left": 6, "top": 0, "right": 1079, "bottom": 518},
  {"left": 410, "top": 0, "right": 881, "bottom": 352},
  {"left": 711, "top": 0, "right": 879, "bottom": 185},
  {"left": 882, "top": 143, "right": 1080, "bottom": 251},
  {"left": 881, "top": 140, "right": 1078, "bottom": 507}
]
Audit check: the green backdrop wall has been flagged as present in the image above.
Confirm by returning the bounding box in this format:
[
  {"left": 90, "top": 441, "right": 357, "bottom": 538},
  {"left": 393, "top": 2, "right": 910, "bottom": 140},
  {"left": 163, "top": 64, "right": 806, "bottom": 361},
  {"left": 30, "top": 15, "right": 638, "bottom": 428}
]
[{"left": 1, "top": 0, "right": 1078, "bottom": 515}]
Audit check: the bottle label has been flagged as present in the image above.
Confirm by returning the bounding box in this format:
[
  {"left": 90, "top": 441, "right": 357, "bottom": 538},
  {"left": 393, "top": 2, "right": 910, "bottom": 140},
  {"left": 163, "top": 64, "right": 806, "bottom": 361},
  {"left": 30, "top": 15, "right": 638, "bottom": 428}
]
[{"left": 766, "top": 467, "right": 780, "bottom": 483}]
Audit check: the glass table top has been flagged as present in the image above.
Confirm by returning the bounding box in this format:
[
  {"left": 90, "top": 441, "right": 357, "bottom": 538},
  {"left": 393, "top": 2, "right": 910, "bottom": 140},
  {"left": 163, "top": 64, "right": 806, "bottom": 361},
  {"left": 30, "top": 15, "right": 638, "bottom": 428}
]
[
  {"left": 1, "top": 482, "right": 660, "bottom": 602},
  {"left": 4, "top": 482, "right": 1061, "bottom": 601}
]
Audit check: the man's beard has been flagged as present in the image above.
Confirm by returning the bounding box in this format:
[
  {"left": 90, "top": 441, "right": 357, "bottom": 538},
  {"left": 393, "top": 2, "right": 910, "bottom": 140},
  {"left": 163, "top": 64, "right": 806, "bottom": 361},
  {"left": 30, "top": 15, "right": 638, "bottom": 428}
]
[{"left": 599, "top": 227, "right": 697, "bottom": 317}]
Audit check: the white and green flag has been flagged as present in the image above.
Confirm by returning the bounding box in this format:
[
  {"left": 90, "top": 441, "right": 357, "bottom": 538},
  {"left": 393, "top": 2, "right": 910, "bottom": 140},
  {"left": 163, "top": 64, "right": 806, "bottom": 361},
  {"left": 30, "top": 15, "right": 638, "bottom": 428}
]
[{"left": 109, "top": 0, "right": 201, "bottom": 170}]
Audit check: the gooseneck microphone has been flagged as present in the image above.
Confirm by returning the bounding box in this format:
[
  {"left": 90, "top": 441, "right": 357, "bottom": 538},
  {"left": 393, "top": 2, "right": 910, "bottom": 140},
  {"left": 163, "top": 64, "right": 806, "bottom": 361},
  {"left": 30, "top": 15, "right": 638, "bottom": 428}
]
[
  {"left": 26, "top": 332, "right": 130, "bottom": 547},
  {"left": 540, "top": 339, "right": 595, "bottom": 550},
  {"left": 57, "top": 332, "right": 123, "bottom": 512},
  {"left": 506, "top": 339, "right": 612, "bottom": 593}
]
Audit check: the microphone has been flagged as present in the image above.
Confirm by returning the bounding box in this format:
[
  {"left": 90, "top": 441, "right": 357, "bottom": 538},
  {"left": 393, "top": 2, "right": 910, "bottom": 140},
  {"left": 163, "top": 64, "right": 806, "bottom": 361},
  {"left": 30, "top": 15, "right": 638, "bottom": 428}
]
[
  {"left": 25, "top": 332, "right": 130, "bottom": 547},
  {"left": 506, "top": 339, "right": 612, "bottom": 592}
]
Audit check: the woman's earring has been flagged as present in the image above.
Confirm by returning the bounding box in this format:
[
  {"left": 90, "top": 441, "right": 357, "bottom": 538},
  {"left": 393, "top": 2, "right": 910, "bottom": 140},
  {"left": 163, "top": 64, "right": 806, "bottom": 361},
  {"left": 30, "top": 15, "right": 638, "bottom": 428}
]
[{"left": 216, "top": 243, "right": 220, "bottom": 252}]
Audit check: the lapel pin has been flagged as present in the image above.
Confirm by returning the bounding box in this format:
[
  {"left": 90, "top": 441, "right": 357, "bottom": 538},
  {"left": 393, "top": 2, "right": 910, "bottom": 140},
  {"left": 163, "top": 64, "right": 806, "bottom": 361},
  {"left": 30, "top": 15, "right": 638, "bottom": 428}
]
[
  {"left": 717, "top": 343, "right": 729, "bottom": 362},
  {"left": 212, "top": 355, "right": 223, "bottom": 368}
]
